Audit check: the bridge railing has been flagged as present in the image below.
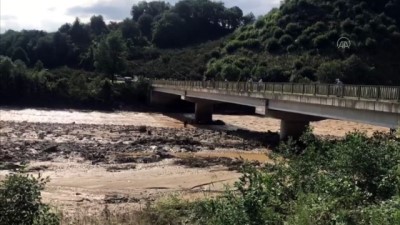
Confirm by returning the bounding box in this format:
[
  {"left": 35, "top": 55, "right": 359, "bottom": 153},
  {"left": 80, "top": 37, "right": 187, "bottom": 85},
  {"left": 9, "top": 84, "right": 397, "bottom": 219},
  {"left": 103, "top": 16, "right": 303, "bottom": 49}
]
[{"left": 153, "top": 80, "right": 400, "bottom": 102}]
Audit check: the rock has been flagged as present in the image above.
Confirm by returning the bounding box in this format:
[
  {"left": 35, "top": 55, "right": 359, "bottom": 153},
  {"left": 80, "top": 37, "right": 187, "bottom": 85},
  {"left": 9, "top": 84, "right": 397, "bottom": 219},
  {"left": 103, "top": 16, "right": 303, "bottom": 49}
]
[
  {"left": 38, "top": 131, "right": 45, "bottom": 139},
  {"left": 43, "top": 145, "right": 58, "bottom": 153},
  {"left": 0, "top": 163, "right": 24, "bottom": 171},
  {"left": 156, "top": 150, "right": 174, "bottom": 159},
  {"left": 104, "top": 193, "right": 129, "bottom": 204},
  {"left": 138, "top": 126, "right": 147, "bottom": 133},
  {"left": 28, "top": 148, "right": 38, "bottom": 154}
]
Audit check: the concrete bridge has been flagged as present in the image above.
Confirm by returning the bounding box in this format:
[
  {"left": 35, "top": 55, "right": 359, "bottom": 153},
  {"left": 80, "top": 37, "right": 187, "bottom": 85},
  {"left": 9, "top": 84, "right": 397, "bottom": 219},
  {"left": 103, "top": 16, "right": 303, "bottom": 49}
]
[{"left": 150, "top": 80, "right": 400, "bottom": 139}]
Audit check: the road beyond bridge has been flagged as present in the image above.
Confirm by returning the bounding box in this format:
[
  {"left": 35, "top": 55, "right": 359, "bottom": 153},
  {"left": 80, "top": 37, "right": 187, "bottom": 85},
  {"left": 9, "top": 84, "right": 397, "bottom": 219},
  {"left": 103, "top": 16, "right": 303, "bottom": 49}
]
[{"left": 151, "top": 80, "right": 400, "bottom": 139}]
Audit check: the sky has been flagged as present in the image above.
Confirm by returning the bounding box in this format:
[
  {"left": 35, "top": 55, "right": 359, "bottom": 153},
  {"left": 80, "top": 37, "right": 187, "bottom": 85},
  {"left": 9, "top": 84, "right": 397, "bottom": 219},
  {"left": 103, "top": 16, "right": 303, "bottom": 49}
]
[{"left": 0, "top": 0, "right": 281, "bottom": 33}]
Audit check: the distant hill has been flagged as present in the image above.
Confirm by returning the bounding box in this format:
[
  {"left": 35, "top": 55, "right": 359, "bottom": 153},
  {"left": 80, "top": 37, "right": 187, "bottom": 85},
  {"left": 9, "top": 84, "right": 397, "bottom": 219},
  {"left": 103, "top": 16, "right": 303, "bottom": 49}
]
[{"left": 206, "top": 0, "right": 400, "bottom": 85}]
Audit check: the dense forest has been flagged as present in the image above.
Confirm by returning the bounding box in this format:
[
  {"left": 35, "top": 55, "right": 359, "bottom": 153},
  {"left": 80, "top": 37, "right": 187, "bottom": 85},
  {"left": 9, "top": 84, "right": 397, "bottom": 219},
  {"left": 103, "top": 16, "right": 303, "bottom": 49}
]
[
  {"left": 0, "top": 0, "right": 252, "bottom": 107},
  {"left": 0, "top": 0, "right": 253, "bottom": 72},
  {"left": 1, "top": 0, "right": 400, "bottom": 108},
  {"left": 206, "top": 0, "right": 400, "bottom": 84}
]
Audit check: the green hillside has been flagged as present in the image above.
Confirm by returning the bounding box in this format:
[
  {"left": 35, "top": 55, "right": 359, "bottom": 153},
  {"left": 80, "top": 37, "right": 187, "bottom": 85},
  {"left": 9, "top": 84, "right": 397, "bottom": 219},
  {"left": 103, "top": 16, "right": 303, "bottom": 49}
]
[{"left": 206, "top": 0, "right": 400, "bottom": 85}]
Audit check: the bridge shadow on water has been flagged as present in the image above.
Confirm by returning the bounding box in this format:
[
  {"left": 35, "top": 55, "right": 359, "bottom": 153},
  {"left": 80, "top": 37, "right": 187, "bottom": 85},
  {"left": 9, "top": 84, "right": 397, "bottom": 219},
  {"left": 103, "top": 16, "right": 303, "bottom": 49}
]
[{"left": 162, "top": 113, "right": 281, "bottom": 150}]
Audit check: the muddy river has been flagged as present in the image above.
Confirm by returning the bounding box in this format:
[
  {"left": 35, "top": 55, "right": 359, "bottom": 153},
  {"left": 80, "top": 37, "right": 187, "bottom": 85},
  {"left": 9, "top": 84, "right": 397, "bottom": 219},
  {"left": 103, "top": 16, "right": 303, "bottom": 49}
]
[{"left": 0, "top": 108, "right": 387, "bottom": 217}]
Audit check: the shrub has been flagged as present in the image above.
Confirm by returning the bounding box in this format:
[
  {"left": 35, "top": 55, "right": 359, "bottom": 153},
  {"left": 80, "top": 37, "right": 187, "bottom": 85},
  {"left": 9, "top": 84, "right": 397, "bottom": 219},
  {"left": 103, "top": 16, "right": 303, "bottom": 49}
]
[
  {"left": 313, "top": 34, "right": 330, "bottom": 48},
  {"left": 341, "top": 55, "right": 375, "bottom": 84},
  {"left": 365, "top": 37, "right": 377, "bottom": 49},
  {"left": 295, "top": 34, "right": 310, "bottom": 46},
  {"left": 225, "top": 40, "right": 241, "bottom": 53},
  {"left": 241, "top": 39, "right": 261, "bottom": 50},
  {"left": 279, "top": 34, "right": 294, "bottom": 46},
  {"left": 273, "top": 27, "right": 285, "bottom": 38},
  {"left": 341, "top": 18, "right": 355, "bottom": 32},
  {"left": 266, "top": 38, "right": 281, "bottom": 52},
  {"left": 210, "top": 50, "right": 220, "bottom": 59},
  {"left": 316, "top": 60, "right": 343, "bottom": 83},
  {"left": 221, "top": 64, "right": 241, "bottom": 81},
  {"left": 0, "top": 173, "right": 60, "bottom": 225},
  {"left": 293, "top": 60, "right": 303, "bottom": 70},
  {"left": 298, "top": 66, "right": 316, "bottom": 81},
  {"left": 285, "top": 22, "right": 302, "bottom": 36},
  {"left": 286, "top": 44, "right": 297, "bottom": 52},
  {"left": 255, "top": 19, "right": 265, "bottom": 29},
  {"left": 191, "top": 132, "right": 400, "bottom": 225}
]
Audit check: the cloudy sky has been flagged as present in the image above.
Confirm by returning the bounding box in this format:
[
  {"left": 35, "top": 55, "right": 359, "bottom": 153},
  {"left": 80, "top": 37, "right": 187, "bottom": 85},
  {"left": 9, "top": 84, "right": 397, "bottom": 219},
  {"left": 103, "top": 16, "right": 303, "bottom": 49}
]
[{"left": 0, "top": 0, "right": 280, "bottom": 33}]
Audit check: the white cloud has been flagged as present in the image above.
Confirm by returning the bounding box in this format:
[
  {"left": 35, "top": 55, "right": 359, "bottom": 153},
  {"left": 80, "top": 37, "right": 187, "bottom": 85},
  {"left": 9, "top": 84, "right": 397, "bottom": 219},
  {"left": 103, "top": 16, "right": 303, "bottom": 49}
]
[{"left": 0, "top": 0, "right": 280, "bottom": 33}]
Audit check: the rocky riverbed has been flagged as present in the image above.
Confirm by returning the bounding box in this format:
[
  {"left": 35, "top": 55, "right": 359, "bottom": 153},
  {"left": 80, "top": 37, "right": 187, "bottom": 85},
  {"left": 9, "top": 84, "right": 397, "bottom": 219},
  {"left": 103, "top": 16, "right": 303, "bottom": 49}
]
[
  {"left": 0, "top": 109, "right": 388, "bottom": 218},
  {"left": 0, "top": 121, "right": 279, "bottom": 165},
  {"left": 0, "top": 120, "right": 276, "bottom": 217}
]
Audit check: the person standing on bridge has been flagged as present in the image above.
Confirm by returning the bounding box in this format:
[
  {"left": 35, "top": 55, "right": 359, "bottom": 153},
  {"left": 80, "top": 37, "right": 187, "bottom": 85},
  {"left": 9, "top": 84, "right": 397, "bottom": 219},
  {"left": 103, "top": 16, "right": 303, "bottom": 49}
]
[
  {"left": 258, "top": 79, "right": 263, "bottom": 92},
  {"left": 335, "top": 78, "right": 344, "bottom": 97}
]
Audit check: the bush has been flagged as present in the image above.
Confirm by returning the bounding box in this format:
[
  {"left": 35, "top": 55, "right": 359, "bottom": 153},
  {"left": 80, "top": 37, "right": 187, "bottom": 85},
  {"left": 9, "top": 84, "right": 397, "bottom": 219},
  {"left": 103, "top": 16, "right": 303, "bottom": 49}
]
[
  {"left": 255, "top": 19, "right": 265, "bottom": 29},
  {"left": 221, "top": 64, "right": 241, "bottom": 81},
  {"left": 285, "top": 23, "right": 302, "bottom": 36},
  {"left": 286, "top": 44, "right": 297, "bottom": 52},
  {"left": 365, "top": 37, "right": 377, "bottom": 49},
  {"left": 279, "top": 34, "right": 294, "bottom": 46},
  {"left": 298, "top": 66, "right": 316, "bottom": 81},
  {"left": 225, "top": 40, "right": 241, "bottom": 53},
  {"left": 266, "top": 38, "right": 281, "bottom": 52},
  {"left": 341, "top": 18, "right": 355, "bottom": 32},
  {"left": 316, "top": 60, "right": 343, "bottom": 83},
  {"left": 191, "top": 131, "right": 400, "bottom": 225},
  {"left": 313, "top": 34, "right": 330, "bottom": 48},
  {"left": 0, "top": 173, "right": 60, "bottom": 225},
  {"left": 273, "top": 27, "right": 285, "bottom": 38},
  {"left": 241, "top": 39, "right": 261, "bottom": 49}
]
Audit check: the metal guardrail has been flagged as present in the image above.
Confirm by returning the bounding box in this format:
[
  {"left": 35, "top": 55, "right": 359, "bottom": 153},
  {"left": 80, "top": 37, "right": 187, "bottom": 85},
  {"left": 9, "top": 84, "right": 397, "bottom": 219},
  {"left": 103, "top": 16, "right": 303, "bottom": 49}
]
[{"left": 152, "top": 80, "right": 400, "bottom": 102}]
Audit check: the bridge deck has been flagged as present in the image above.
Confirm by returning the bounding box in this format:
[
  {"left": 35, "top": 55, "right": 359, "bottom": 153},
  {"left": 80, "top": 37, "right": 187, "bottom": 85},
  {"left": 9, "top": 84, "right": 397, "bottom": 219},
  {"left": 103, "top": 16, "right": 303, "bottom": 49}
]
[{"left": 153, "top": 80, "right": 400, "bottom": 103}]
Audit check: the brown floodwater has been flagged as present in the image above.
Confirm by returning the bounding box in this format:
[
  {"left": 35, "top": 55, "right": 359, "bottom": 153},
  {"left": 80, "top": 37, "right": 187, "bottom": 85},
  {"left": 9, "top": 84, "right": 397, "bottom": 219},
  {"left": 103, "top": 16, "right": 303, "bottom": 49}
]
[{"left": 0, "top": 107, "right": 387, "bottom": 136}]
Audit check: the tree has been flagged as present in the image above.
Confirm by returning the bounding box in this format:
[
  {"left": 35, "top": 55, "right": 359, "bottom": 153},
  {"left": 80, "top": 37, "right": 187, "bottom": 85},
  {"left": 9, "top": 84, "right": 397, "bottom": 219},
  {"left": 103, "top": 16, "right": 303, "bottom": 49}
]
[
  {"left": 94, "top": 32, "right": 127, "bottom": 82},
  {"left": 90, "top": 15, "right": 108, "bottom": 36},
  {"left": 53, "top": 32, "right": 77, "bottom": 66},
  {"left": 120, "top": 18, "right": 140, "bottom": 40},
  {"left": 58, "top": 23, "right": 71, "bottom": 33},
  {"left": 224, "top": 6, "right": 244, "bottom": 30},
  {"left": 316, "top": 60, "right": 343, "bottom": 83},
  {"left": 131, "top": 1, "right": 170, "bottom": 21},
  {"left": 221, "top": 64, "right": 241, "bottom": 81},
  {"left": 0, "top": 174, "right": 59, "bottom": 225},
  {"left": 242, "top": 13, "right": 256, "bottom": 25},
  {"left": 12, "top": 47, "right": 30, "bottom": 64},
  {"left": 34, "top": 36, "right": 55, "bottom": 67},
  {"left": 69, "top": 18, "right": 91, "bottom": 49},
  {"left": 138, "top": 14, "right": 154, "bottom": 39},
  {"left": 152, "top": 12, "right": 187, "bottom": 48}
]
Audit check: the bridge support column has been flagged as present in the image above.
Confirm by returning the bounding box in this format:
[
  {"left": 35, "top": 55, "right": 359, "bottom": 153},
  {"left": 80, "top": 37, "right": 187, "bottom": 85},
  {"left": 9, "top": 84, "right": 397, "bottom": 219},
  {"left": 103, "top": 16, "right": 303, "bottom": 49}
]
[
  {"left": 280, "top": 120, "right": 310, "bottom": 140},
  {"left": 195, "top": 102, "right": 213, "bottom": 124}
]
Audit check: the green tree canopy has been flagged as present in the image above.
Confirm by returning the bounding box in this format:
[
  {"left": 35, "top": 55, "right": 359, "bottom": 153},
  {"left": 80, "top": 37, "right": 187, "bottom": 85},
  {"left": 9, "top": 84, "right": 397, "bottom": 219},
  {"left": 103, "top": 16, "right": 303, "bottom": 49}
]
[
  {"left": 94, "top": 32, "right": 127, "bottom": 81},
  {"left": 90, "top": 15, "right": 108, "bottom": 35}
]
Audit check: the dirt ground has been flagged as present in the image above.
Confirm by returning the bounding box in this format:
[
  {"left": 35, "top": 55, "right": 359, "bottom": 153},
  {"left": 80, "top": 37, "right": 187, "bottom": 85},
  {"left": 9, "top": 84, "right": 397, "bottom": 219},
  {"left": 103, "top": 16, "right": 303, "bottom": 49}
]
[{"left": 0, "top": 108, "right": 388, "bottom": 217}]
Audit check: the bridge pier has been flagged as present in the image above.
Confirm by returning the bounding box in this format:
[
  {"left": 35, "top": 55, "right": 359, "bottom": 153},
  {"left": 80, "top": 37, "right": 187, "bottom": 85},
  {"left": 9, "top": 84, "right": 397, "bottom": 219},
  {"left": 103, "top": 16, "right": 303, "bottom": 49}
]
[
  {"left": 280, "top": 120, "right": 310, "bottom": 140},
  {"left": 195, "top": 102, "right": 213, "bottom": 124}
]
